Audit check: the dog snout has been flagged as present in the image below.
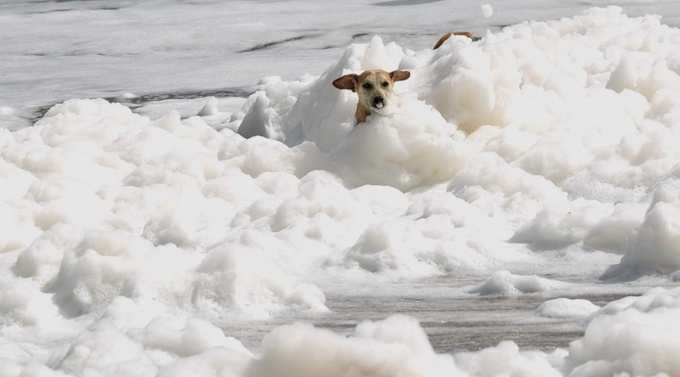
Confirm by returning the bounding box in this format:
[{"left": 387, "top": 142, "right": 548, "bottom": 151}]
[{"left": 372, "top": 96, "right": 385, "bottom": 109}]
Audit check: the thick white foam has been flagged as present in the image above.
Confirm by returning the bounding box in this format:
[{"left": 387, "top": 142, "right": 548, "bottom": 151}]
[{"left": 2, "top": 7, "right": 680, "bottom": 377}]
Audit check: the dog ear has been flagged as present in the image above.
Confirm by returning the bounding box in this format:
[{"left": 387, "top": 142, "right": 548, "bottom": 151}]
[
  {"left": 433, "top": 32, "right": 453, "bottom": 49},
  {"left": 389, "top": 70, "right": 410, "bottom": 82},
  {"left": 332, "top": 74, "right": 358, "bottom": 91},
  {"left": 433, "top": 32, "right": 474, "bottom": 49}
]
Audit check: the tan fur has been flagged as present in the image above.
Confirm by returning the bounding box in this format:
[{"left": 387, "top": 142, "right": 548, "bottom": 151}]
[
  {"left": 332, "top": 69, "right": 410, "bottom": 125},
  {"left": 433, "top": 31, "right": 475, "bottom": 49},
  {"left": 355, "top": 104, "right": 370, "bottom": 124}
]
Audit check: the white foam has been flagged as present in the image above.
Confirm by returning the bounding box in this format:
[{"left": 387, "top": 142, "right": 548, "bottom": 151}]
[
  {"left": 603, "top": 175, "right": 680, "bottom": 279},
  {"left": 564, "top": 288, "right": 680, "bottom": 377},
  {"left": 2, "top": 7, "right": 680, "bottom": 376},
  {"left": 537, "top": 298, "right": 600, "bottom": 319},
  {"left": 244, "top": 315, "right": 465, "bottom": 377},
  {"left": 470, "top": 270, "right": 566, "bottom": 296}
]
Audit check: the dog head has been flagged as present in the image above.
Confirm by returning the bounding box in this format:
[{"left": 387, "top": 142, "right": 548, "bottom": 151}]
[{"left": 332, "top": 69, "right": 410, "bottom": 114}]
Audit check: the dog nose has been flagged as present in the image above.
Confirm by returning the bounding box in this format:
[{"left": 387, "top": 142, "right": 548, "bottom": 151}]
[{"left": 372, "top": 96, "right": 385, "bottom": 109}]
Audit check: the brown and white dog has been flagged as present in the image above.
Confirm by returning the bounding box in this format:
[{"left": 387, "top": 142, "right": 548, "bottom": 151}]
[
  {"left": 332, "top": 69, "right": 410, "bottom": 124},
  {"left": 331, "top": 33, "right": 474, "bottom": 124}
]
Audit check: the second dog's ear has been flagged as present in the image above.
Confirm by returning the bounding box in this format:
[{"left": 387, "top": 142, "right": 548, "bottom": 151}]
[
  {"left": 332, "top": 74, "right": 358, "bottom": 91},
  {"left": 390, "top": 70, "right": 410, "bottom": 82},
  {"left": 433, "top": 32, "right": 475, "bottom": 49},
  {"left": 433, "top": 32, "right": 453, "bottom": 49}
]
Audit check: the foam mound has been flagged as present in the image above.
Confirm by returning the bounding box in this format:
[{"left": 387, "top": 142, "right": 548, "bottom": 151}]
[
  {"left": 603, "top": 175, "right": 680, "bottom": 279},
  {"left": 470, "top": 270, "right": 567, "bottom": 296},
  {"left": 564, "top": 287, "right": 680, "bottom": 377},
  {"left": 537, "top": 298, "right": 600, "bottom": 319},
  {"left": 232, "top": 5, "right": 680, "bottom": 280},
  {"left": 4, "top": 6, "right": 680, "bottom": 376},
  {"left": 327, "top": 95, "right": 469, "bottom": 190},
  {"left": 244, "top": 315, "right": 465, "bottom": 377}
]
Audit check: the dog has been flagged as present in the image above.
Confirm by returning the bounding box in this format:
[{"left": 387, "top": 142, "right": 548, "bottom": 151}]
[
  {"left": 332, "top": 69, "right": 410, "bottom": 124},
  {"left": 433, "top": 32, "right": 477, "bottom": 49}
]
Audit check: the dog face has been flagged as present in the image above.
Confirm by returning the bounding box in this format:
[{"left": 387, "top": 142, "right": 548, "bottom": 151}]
[{"left": 332, "top": 69, "right": 410, "bottom": 114}]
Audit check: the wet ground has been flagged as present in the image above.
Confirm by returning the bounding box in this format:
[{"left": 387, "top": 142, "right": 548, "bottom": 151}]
[{"left": 221, "top": 275, "right": 667, "bottom": 353}]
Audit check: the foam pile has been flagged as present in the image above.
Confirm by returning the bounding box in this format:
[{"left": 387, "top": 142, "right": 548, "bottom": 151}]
[
  {"left": 244, "top": 315, "right": 466, "bottom": 377},
  {"left": 2, "top": 6, "right": 680, "bottom": 377},
  {"left": 1, "top": 99, "right": 331, "bottom": 324},
  {"left": 237, "top": 6, "right": 680, "bottom": 277},
  {"left": 564, "top": 287, "right": 680, "bottom": 377},
  {"left": 603, "top": 173, "right": 680, "bottom": 279},
  {"left": 470, "top": 270, "right": 567, "bottom": 296},
  {"left": 537, "top": 298, "right": 600, "bottom": 319}
]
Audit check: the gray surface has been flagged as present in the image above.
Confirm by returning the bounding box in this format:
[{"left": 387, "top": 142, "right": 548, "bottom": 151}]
[
  {"left": 4, "top": 0, "right": 680, "bottom": 129},
  {"left": 221, "top": 275, "right": 667, "bottom": 353}
]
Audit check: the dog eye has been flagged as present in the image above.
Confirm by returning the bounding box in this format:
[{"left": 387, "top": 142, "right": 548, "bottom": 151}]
[
  {"left": 381, "top": 81, "right": 389, "bottom": 87},
  {"left": 362, "top": 83, "right": 373, "bottom": 90}
]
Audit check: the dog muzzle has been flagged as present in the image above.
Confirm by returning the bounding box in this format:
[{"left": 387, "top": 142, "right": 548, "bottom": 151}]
[{"left": 372, "top": 96, "right": 385, "bottom": 110}]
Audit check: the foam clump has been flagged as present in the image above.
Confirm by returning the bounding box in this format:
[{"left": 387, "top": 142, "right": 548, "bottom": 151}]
[
  {"left": 192, "top": 245, "right": 329, "bottom": 319},
  {"left": 564, "top": 287, "right": 680, "bottom": 377},
  {"left": 583, "top": 203, "right": 646, "bottom": 254},
  {"left": 238, "top": 93, "right": 282, "bottom": 139},
  {"left": 598, "top": 286, "right": 680, "bottom": 315},
  {"left": 45, "top": 305, "right": 254, "bottom": 377},
  {"left": 1, "top": 97, "right": 327, "bottom": 324},
  {"left": 198, "top": 97, "right": 220, "bottom": 117},
  {"left": 0, "top": 277, "right": 63, "bottom": 328},
  {"left": 537, "top": 298, "right": 600, "bottom": 319},
  {"left": 142, "top": 316, "right": 252, "bottom": 359},
  {"left": 328, "top": 95, "right": 468, "bottom": 189},
  {"left": 454, "top": 341, "right": 562, "bottom": 377},
  {"left": 244, "top": 315, "right": 467, "bottom": 377},
  {"left": 470, "top": 270, "right": 566, "bottom": 296},
  {"left": 603, "top": 177, "right": 680, "bottom": 279}
]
